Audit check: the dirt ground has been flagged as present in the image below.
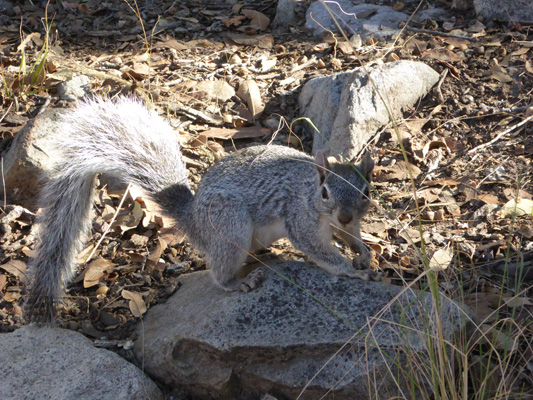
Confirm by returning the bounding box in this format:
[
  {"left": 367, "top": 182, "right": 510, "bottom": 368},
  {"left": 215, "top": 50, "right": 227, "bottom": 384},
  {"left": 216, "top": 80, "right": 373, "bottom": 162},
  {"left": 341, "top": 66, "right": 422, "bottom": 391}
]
[{"left": 0, "top": 0, "right": 532, "bottom": 395}]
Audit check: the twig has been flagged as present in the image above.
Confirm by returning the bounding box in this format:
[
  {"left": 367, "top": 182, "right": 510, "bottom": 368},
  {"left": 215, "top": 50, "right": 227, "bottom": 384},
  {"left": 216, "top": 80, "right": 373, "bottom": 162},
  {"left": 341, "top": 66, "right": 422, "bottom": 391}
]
[
  {"left": 467, "top": 114, "right": 533, "bottom": 154},
  {"left": 434, "top": 68, "right": 448, "bottom": 103},
  {"left": 406, "top": 27, "right": 477, "bottom": 42},
  {"left": 0, "top": 102, "right": 13, "bottom": 124},
  {"left": 290, "top": 55, "right": 318, "bottom": 73}
]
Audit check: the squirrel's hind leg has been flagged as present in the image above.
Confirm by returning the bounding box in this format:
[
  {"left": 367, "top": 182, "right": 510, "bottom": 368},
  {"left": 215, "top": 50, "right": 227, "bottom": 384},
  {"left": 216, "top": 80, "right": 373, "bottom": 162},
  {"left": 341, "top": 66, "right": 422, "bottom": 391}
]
[{"left": 199, "top": 196, "right": 264, "bottom": 292}]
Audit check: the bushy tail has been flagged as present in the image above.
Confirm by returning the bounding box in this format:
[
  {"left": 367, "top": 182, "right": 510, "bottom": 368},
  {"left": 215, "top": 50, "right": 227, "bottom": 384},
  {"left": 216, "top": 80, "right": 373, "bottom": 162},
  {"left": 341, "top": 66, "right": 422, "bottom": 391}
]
[{"left": 25, "top": 96, "right": 191, "bottom": 324}]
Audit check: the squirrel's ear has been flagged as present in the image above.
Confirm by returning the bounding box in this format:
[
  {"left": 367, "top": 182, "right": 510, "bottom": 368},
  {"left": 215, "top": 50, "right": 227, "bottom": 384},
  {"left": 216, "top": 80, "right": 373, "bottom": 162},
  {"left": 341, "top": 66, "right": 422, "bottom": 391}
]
[
  {"left": 358, "top": 152, "right": 374, "bottom": 182},
  {"left": 314, "top": 151, "right": 330, "bottom": 184}
]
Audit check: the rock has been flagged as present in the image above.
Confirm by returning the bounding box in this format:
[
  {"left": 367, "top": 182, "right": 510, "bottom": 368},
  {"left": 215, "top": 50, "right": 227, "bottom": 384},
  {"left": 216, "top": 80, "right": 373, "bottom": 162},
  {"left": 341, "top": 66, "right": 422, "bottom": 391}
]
[
  {"left": 415, "top": 7, "right": 451, "bottom": 22},
  {"left": 57, "top": 74, "right": 91, "bottom": 102},
  {"left": 273, "top": 0, "right": 298, "bottom": 28},
  {"left": 134, "top": 261, "right": 470, "bottom": 400},
  {"left": 305, "top": 0, "right": 407, "bottom": 39},
  {"left": 193, "top": 80, "right": 235, "bottom": 102},
  {"left": 0, "top": 327, "right": 163, "bottom": 400},
  {"left": 299, "top": 61, "right": 439, "bottom": 159},
  {"left": 1, "top": 107, "right": 65, "bottom": 209},
  {"left": 474, "top": 0, "right": 533, "bottom": 22}
]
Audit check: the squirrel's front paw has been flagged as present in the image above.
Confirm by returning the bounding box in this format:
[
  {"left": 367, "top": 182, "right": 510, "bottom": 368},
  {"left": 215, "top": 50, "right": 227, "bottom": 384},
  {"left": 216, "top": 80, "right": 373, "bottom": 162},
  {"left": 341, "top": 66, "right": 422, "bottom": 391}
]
[
  {"left": 352, "top": 252, "right": 371, "bottom": 270},
  {"left": 352, "top": 269, "right": 382, "bottom": 282},
  {"left": 239, "top": 269, "right": 265, "bottom": 293}
]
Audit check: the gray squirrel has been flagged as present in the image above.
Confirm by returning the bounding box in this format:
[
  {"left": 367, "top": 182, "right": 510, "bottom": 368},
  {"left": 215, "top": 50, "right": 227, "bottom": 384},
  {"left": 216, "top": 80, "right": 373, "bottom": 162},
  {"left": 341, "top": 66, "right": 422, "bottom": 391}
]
[{"left": 25, "top": 96, "right": 379, "bottom": 324}]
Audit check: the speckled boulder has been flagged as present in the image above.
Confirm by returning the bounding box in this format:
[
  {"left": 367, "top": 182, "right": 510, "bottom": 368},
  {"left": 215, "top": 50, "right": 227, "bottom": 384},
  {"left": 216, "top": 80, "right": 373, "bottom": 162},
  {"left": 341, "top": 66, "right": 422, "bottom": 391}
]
[{"left": 134, "top": 261, "right": 470, "bottom": 400}]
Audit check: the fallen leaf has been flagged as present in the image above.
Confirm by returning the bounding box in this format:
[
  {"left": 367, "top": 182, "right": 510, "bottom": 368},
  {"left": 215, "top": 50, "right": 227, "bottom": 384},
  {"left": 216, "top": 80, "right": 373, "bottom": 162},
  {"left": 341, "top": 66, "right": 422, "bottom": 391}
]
[
  {"left": 189, "top": 80, "right": 235, "bottom": 102},
  {"left": 198, "top": 126, "right": 271, "bottom": 140},
  {"left": 237, "top": 79, "right": 264, "bottom": 122},
  {"left": 500, "top": 198, "right": 533, "bottom": 217},
  {"left": 429, "top": 247, "right": 454, "bottom": 271},
  {"left": 480, "top": 324, "right": 518, "bottom": 353},
  {"left": 114, "top": 201, "right": 144, "bottom": 231},
  {"left": 0, "top": 274, "right": 7, "bottom": 291},
  {"left": 227, "top": 33, "right": 274, "bottom": 50},
  {"left": 241, "top": 9, "right": 270, "bottom": 30},
  {"left": 122, "top": 290, "right": 147, "bottom": 317},
  {"left": 422, "top": 49, "right": 462, "bottom": 62},
  {"left": 146, "top": 237, "right": 168, "bottom": 272},
  {"left": 154, "top": 39, "right": 187, "bottom": 51},
  {"left": 464, "top": 293, "right": 499, "bottom": 322},
  {"left": 374, "top": 161, "right": 422, "bottom": 181},
  {"left": 83, "top": 258, "right": 115, "bottom": 288},
  {"left": 0, "top": 260, "right": 27, "bottom": 281}
]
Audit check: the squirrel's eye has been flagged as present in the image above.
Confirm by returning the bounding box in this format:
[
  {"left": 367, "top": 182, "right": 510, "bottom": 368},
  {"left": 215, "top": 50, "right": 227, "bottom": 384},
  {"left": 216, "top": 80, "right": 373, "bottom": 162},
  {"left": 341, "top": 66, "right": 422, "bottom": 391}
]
[{"left": 321, "top": 187, "right": 329, "bottom": 200}]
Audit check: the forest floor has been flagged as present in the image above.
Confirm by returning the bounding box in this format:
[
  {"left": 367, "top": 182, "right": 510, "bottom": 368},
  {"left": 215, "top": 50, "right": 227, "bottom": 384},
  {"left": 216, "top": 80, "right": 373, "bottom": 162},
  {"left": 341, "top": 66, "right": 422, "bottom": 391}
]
[{"left": 0, "top": 0, "right": 532, "bottom": 396}]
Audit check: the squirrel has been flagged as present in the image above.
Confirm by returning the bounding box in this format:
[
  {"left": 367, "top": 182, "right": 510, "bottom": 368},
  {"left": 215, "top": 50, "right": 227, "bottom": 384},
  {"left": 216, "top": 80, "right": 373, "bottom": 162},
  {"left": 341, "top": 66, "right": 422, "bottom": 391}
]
[{"left": 25, "top": 96, "right": 379, "bottom": 324}]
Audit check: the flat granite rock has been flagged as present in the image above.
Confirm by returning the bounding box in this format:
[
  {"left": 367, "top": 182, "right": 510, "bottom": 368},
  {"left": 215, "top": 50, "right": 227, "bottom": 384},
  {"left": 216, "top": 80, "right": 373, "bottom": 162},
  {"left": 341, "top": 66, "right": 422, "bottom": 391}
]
[
  {"left": 0, "top": 327, "right": 163, "bottom": 400},
  {"left": 134, "top": 261, "right": 471, "bottom": 400}
]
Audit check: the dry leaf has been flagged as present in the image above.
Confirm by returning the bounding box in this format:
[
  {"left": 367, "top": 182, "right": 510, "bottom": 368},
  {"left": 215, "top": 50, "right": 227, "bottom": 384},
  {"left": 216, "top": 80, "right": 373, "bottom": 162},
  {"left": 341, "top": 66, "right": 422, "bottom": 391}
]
[
  {"left": 374, "top": 161, "right": 422, "bottom": 181},
  {"left": 464, "top": 293, "right": 499, "bottom": 322},
  {"left": 336, "top": 40, "right": 354, "bottom": 55},
  {"left": 237, "top": 79, "right": 264, "bottom": 122},
  {"left": 83, "top": 258, "right": 115, "bottom": 288},
  {"left": 422, "top": 49, "right": 462, "bottom": 62},
  {"left": 500, "top": 198, "right": 533, "bottom": 217},
  {"left": 198, "top": 126, "right": 271, "bottom": 140},
  {"left": 122, "top": 290, "right": 147, "bottom": 317},
  {"left": 502, "top": 296, "right": 533, "bottom": 308},
  {"left": 227, "top": 33, "right": 274, "bottom": 50},
  {"left": 0, "top": 260, "right": 27, "bottom": 281},
  {"left": 154, "top": 39, "right": 187, "bottom": 51},
  {"left": 146, "top": 237, "right": 168, "bottom": 272},
  {"left": 190, "top": 80, "right": 235, "bottom": 102},
  {"left": 429, "top": 247, "right": 454, "bottom": 271},
  {"left": 241, "top": 9, "right": 270, "bottom": 30},
  {"left": 480, "top": 324, "right": 518, "bottom": 353},
  {"left": 114, "top": 201, "right": 144, "bottom": 231}
]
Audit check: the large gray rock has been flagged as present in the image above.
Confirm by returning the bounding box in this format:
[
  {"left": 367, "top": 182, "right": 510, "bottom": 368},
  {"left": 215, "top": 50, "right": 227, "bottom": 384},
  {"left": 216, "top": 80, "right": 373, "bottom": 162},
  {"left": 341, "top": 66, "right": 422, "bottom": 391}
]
[
  {"left": 305, "top": 0, "right": 407, "bottom": 38},
  {"left": 474, "top": 0, "right": 533, "bottom": 22},
  {"left": 299, "top": 61, "right": 439, "bottom": 159},
  {"left": 57, "top": 74, "right": 91, "bottom": 102},
  {"left": 1, "top": 107, "right": 64, "bottom": 209},
  {"left": 134, "top": 261, "right": 470, "bottom": 400},
  {"left": 0, "top": 327, "right": 163, "bottom": 400}
]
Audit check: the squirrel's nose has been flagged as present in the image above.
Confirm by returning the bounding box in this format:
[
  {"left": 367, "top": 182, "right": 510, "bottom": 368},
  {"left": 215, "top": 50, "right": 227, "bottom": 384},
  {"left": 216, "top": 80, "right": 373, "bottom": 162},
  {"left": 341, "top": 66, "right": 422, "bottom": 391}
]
[{"left": 337, "top": 211, "right": 353, "bottom": 225}]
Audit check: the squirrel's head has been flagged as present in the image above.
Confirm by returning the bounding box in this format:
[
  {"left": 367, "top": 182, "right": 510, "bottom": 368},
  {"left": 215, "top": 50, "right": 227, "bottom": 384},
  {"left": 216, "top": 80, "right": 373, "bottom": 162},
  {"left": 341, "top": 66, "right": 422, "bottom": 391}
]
[{"left": 314, "top": 151, "right": 374, "bottom": 226}]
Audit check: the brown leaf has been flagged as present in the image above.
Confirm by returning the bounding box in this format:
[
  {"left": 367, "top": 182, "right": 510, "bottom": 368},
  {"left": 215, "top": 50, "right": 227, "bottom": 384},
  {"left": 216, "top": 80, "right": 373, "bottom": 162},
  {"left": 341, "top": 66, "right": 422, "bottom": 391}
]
[
  {"left": 426, "top": 178, "right": 461, "bottom": 187},
  {"left": 336, "top": 40, "right": 354, "bottom": 55},
  {"left": 198, "top": 126, "right": 271, "bottom": 140},
  {"left": 154, "top": 39, "right": 187, "bottom": 51},
  {"left": 0, "top": 274, "right": 7, "bottom": 291},
  {"left": 122, "top": 290, "right": 147, "bottom": 317},
  {"left": 464, "top": 293, "right": 499, "bottom": 322},
  {"left": 146, "top": 237, "right": 168, "bottom": 272},
  {"left": 227, "top": 33, "right": 274, "bottom": 50},
  {"left": 237, "top": 79, "right": 264, "bottom": 122},
  {"left": 422, "top": 48, "right": 462, "bottom": 62},
  {"left": 429, "top": 247, "right": 454, "bottom": 271},
  {"left": 83, "top": 258, "right": 115, "bottom": 288},
  {"left": 113, "top": 201, "right": 144, "bottom": 232},
  {"left": 502, "top": 188, "right": 532, "bottom": 201},
  {"left": 241, "top": 9, "right": 270, "bottom": 30},
  {"left": 374, "top": 161, "right": 421, "bottom": 182},
  {"left": 0, "top": 260, "right": 27, "bottom": 281}
]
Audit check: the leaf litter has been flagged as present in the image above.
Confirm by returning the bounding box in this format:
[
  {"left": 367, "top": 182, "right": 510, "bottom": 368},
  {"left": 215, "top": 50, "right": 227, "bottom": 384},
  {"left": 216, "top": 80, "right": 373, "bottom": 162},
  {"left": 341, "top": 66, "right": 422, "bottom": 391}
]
[{"left": 0, "top": 0, "right": 532, "bottom": 389}]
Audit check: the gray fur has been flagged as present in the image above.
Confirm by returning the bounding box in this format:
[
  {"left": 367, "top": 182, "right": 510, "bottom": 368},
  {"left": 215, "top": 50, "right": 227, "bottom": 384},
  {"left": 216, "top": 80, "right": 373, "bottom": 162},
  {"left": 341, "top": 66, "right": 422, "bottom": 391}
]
[{"left": 25, "top": 97, "right": 376, "bottom": 324}]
